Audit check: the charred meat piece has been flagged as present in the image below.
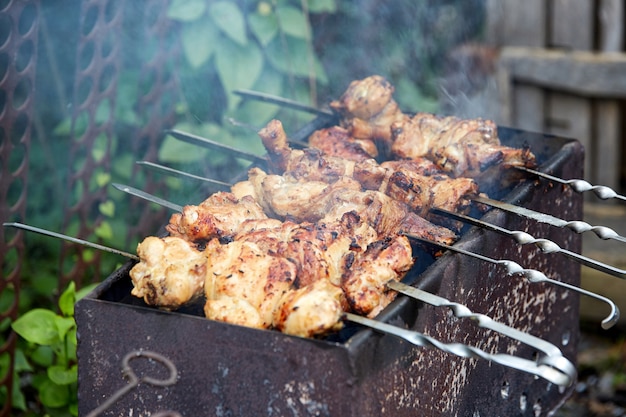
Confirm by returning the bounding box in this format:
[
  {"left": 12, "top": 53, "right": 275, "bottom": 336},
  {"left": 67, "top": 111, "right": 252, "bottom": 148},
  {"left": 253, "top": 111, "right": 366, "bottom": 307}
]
[
  {"left": 308, "top": 125, "right": 378, "bottom": 162},
  {"left": 257, "top": 120, "right": 479, "bottom": 225},
  {"left": 233, "top": 167, "right": 457, "bottom": 246},
  {"left": 329, "top": 75, "right": 407, "bottom": 155},
  {"left": 166, "top": 192, "right": 268, "bottom": 243},
  {"left": 129, "top": 236, "right": 206, "bottom": 310},
  {"left": 391, "top": 112, "right": 536, "bottom": 178}
]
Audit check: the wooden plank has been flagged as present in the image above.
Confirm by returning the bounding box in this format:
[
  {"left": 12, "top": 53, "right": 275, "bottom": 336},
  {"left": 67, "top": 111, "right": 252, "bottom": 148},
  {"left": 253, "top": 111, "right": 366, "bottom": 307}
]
[
  {"left": 499, "top": 47, "right": 626, "bottom": 97},
  {"left": 512, "top": 85, "right": 544, "bottom": 132},
  {"left": 485, "top": 0, "right": 546, "bottom": 47},
  {"left": 598, "top": 0, "right": 624, "bottom": 52},
  {"left": 545, "top": 92, "right": 593, "bottom": 181},
  {"left": 594, "top": 100, "right": 621, "bottom": 190},
  {"left": 550, "top": 0, "right": 594, "bottom": 50}
]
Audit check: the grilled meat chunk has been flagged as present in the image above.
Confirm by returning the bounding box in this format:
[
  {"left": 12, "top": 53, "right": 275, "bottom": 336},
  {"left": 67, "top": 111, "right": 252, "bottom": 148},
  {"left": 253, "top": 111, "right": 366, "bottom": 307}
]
[
  {"left": 308, "top": 125, "right": 378, "bottom": 161},
  {"left": 257, "top": 120, "right": 479, "bottom": 222},
  {"left": 233, "top": 167, "right": 457, "bottom": 245},
  {"left": 329, "top": 75, "right": 407, "bottom": 154},
  {"left": 130, "top": 236, "right": 206, "bottom": 310},
  {"left": 391, "top": 112, "right": 536, "bottom": 178},
  {"left": 342, "top": 234, "right": 413, "bottom": 317},
  {"left": 166, "top": 192, "right": 268, "bottom": 243}
]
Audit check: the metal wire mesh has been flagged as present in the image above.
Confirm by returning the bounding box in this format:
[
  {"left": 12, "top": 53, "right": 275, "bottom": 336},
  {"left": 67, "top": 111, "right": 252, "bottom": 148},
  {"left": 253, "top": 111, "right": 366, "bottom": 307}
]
[{"left": 0, "top": 1, "right": 40, "bottom": 414}]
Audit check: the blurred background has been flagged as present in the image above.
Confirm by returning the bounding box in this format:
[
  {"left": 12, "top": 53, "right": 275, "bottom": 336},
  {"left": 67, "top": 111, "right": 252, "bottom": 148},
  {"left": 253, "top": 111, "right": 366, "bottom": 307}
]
[{"left": 1, "top": 0, "right": 625, "bottom": 415}]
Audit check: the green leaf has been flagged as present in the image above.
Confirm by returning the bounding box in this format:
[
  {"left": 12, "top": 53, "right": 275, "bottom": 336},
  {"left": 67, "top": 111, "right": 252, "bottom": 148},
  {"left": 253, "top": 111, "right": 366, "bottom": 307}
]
[
  {"left": 11, "top": 309, "right": 60, "bottom": 345},
  {"left": 58, "top": 282, "right": 76, "bottom": 317},
  {"left": 48, "top": 364, "right": 78, "bottom": 385},
  {"left": 265, "top": 36, "right": 328, "bottom": 84},
  {"left": 94, "top": 221, "right": 113, "bottom": 241},
  {"left": 95, "top": 172, "right": 111, "bottom": 187},
  {"left": 308, "top": 0, "right": 336, "bottom": 13},
  {"left": 248, "top": 12, "right": 278, "bottom": 46},
  {"left": 215, "top": 39, "right": 264, "bottom": 110},
  {"left": 76, "top": 283, "right": 98, "bottom": 301},
  {"left": 167, "top": 0, "right": 206, "bottom": 21},
  {"left": 55, "top": 316, "right": 75, "bottom": 341},
  {"left": 276, "top": 6, "right": 309, "bottom": 39},
  {"left": 99, "top": 200, "right": 115, "bottom": 218},
  {"left": 208, "top": 1, "right": 247, "bottom": 46},
  {"left": 181, "top": 20, "right": 220, "bottom": 69},
  {"left": 14, "top": 348, "right": 33, "bottom": 372},
  {"left": 38, "top": 378, "right": 70, "bottom": 408},
  {"left": 31, "top": 345, "right": 54, "bottom": 367}
]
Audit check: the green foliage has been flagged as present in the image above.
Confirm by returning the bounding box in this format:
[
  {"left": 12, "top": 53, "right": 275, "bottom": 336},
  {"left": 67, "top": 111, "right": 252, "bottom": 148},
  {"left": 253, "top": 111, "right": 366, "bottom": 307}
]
[{"left": 4, "top": 282, "right": 96, "bottom": 416}]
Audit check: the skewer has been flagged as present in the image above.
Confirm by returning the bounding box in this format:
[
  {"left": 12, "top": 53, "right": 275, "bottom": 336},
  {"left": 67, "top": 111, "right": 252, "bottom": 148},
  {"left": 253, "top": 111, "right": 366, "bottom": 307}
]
[
  {"left": 164, "top": 129, "right": 268, "bottom": 165},
  {"left": 109, "top": 184, "right": 576, "bottom": 385},
  {"left": 3, "top": 220, "right": 574, "bottom": 386},
  {"left": 2, "top": 222, "right": 139, "bottom": 261},
  {"left": 407, "top": 234, "right": 619, "bottom": 330},
  {"left": 136, "top": 161, "right": 231, "bottom": 191},
  {"left": 344, "top": 313, "right": 575, "bottom": 387},
  {"left": 516, "top": 166, "right": 626, "bottom": 203},
  {"left": 233, "top": 89, "right": 335, "bottom": 118},
  {"left": 431, "top": 207, "right": 626, "bottom": 279},
  {"left": 474, "top": 195, "right": 626, "bottom": 244}
]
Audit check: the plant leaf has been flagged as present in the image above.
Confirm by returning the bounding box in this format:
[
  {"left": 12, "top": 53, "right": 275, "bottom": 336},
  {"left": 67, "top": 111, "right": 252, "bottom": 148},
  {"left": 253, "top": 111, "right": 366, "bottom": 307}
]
[
  {"left": 38, "top": 378, "right": 70, "bottom": 408},
  {"left": 158, "top": 133, "right": 209, "bottom": 164},
  {"left": 48, "top": 364, "right": 78, "bottom": 385},
  {"left": 181, "top": 20, "right": 220, "bottom": 69},
  {"left": 308, "top": 0, "right": 336, "bottom": 13},
  {"left": 55, "top": 316, "right": 76, "bottom": 341},
  {"left": 167, "top": 0, "right": 206, "bottom": 22},
  {"left": 265, "top": 36, "right": 327, "bottom": 84},
  {"left": 215, "top": 39, "right": 264, "bottom": 110},
  {"left": 276, "top": 5, "right": 309, "bottom": 39},
  {"left": 94, "top": 220, "right": 113, "bottom": 241},
  {"left": 208, "top": 1, "right": 247, "bottom": 46},
  {"left": 98, "top": 200, "right": 115, "bottom": 218},
  {"left": 11, "top": 309, "right": 60, "bottom": 345},
  {"left": 248, "top": 11, "right": 278, "bottom": 46},
  {"left": 58, "top": 282, "right": 76, "bottom": 317}
]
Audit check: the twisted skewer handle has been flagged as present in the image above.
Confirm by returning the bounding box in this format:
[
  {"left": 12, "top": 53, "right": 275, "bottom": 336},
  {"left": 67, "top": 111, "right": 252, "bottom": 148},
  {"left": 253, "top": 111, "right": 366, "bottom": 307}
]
[
  {"left": 517, "top": 166, "right": 626, "bottom": 202},
  {"left": 474, "top": 196, "right": 626, "bottom": 243},
  {"left": 431, "top": 207, "right": 626, "bottom": 279},
  {"left": 407, "top": 234, "right": 620, "bottom": 330},
  {"left": 344, "top": 313, "right": 576, "bottom": 387}
]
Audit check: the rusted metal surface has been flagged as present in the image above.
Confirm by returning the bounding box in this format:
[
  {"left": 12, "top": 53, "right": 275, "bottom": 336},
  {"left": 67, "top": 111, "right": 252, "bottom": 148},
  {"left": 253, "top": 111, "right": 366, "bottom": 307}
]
[
  {"left": 0, "top": 1, "right": 39, "bottom": 415},
  {"left": 76, "top": 127, "right": 583, "bottom": 416},
  {"left": 59, "top": 0, "right": 123, "bottom": 288}
]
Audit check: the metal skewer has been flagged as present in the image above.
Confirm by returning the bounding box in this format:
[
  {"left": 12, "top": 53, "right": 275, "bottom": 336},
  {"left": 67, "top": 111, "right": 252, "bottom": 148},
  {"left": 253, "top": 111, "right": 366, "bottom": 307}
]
[
  {"left": 516, "top": 166, "right": 626, "bottom": 203},
  {"left": 2, "top": 222, "right": 139, "bottom": 261},
  {"left": 431, "top": 207, "right": 626, "bottom": 279},
  {"left": 474, "top": 195, "right": 626, "bottom": 244},
  {"left": 109, "top": 185, "right": 576, "bottom": 386},
  {"left": 344, "top": 313, "right": 575, "bottom": 387},
  {"left": 164, "top": 129, "right": 268, "bottom": 165},
  {"left": 136, "top": 161, "right": 231, "bottom": 191},
  {"left": 407, "top": 234, "right": 619, "bottom": 330},
  {"left": 233, "top": 89, "right": 335, "bottom": 118}
]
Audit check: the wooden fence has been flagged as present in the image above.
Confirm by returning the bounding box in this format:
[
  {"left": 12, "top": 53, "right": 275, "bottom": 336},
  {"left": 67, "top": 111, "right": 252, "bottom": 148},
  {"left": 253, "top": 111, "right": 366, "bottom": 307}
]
[{"left": 484, "top": 0, "right": 626, "bottom": 194}]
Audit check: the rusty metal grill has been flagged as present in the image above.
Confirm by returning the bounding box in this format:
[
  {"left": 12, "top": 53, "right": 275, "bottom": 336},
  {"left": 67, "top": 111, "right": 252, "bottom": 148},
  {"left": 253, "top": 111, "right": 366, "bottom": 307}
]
[
  {"left": 75, "top": 126, "right": 583, "bottom": 416},
  {"left": 0, "top": 1, "right": 39, "bottom": 415}
]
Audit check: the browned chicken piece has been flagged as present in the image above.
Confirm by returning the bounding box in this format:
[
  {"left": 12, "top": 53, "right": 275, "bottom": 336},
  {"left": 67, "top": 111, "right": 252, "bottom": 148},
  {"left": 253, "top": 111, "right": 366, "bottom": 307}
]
[
  {"left": 204, "top": 238, "right": 297, "bottom": 330},
  {"left": 257, "top": 120, "right": 479, "bottom": 224},
  {"left": 391, "top": 112, "right": 536, "bottom": 178},
  {"left": 308, "top": 126, "right": 378, "bottom": 162},
  {"left": 272, "top": 279, "right": 345, "bottom": 338},
  {"left": 382, "top": 160, "right": 478, "bottom": 217},
  {"left": 234, "top": 168, "right": 458, "bottom": 246},
  {"left": 166, "top": 192, "right": 268, "bottom": 243},
  {"left": 130, "top": 236, "right": 207, "bottom": 310},
  {"left": 329, "top": 75, "right": 407, "bottom": 155},
  {"left": 342, "top": 235, "right": 413, "bottom": 317}
]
